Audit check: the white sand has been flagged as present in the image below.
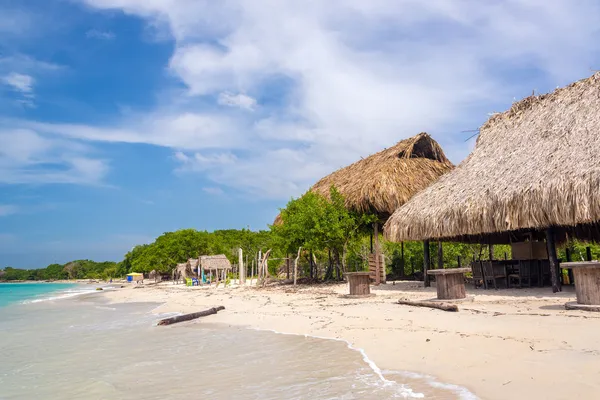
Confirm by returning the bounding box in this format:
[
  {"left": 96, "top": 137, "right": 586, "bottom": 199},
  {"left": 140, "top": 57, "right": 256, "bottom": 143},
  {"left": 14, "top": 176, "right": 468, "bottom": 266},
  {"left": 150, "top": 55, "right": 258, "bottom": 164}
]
[{"left": 102, "top": 281, "right": 600, "bottom": 400}]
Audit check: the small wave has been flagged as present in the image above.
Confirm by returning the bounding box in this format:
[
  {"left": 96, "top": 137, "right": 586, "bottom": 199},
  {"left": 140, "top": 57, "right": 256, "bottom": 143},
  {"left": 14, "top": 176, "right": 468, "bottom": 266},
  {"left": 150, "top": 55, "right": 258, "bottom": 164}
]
[
  {"left": 384, "top": 370, "right": 479, "bottom": 400},
  {"left": 23, "top": 288, "right": 99, "bottom": 304},
  {"left": 250, "top": 327, "right": 425, "bottom": 399}
]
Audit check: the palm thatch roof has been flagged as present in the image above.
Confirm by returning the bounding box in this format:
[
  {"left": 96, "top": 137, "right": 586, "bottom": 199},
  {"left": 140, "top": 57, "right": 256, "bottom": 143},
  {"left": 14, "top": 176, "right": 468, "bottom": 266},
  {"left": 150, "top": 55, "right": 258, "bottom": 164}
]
[
  {"left": 174, "top": 262, "right": 193, "bottom": 279},
  {"left": 385, "top": 72, "right": 600, "bottom": 243},
  {"left": 200, "top": 255, "right": 232, "bottom": 270},
  {"left": 274, "top": 133, "right": 453, "bottom": 223}
]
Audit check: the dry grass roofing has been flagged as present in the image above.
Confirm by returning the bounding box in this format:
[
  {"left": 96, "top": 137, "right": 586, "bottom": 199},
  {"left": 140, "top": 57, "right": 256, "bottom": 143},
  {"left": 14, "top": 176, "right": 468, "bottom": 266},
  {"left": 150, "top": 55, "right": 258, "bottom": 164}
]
[
  {"left": 274, "top": 132, "right": 453, "bottom": 224},
  {"left": 385, "top": 72, "right": 600, "bottom": 243}
]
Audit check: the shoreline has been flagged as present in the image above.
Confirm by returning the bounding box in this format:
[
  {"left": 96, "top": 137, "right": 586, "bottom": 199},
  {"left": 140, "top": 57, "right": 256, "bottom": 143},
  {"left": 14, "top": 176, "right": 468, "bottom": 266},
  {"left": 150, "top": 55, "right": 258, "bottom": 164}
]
[{"left": 100, "top": 280, "right": 600, "bottom": 400}]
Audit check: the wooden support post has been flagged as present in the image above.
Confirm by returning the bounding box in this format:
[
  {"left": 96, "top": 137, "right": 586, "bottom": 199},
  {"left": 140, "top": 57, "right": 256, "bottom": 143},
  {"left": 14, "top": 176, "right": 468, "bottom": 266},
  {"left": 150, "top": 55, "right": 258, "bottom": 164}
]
[
  {"left": 286, "top": 255, "right": 290, "bottom": 280},
  {"left": 238, "top": 248, "right": 245, "bottom": 285},
  {"left": 546, "top": 227, "right": 561, "bottom": 293},
  {"left": 566, "top": 247, "right": 574, "bottom": 285},
  {"left": 401, "top": 242, "right": 405, "bottom": 278},
  {"left": 457, "top": 255, "right": 462, "bottom": 268},
  {"left": 586, "top": 247, "right": 592, "bottom": 261},
  {"left": 374, "top": 222, "right": 381, "bottom": 285},
  {"left": 258, "top": 250, "right": 263, "bottom": 280},
  {"left": 423, "top": 240, "right": 431, "bottom": 287},
  {"left": 293, "top": 247, "right": 302, "bottom": 285},
  {"left": 488, "top": 243, "right": 494, "bottom": 261},
  {"left": 437, "top": 241, "right": 444, "bottom": 269},
  {"left": 370, "top": 229, "right": 373, "bottom": 253}
]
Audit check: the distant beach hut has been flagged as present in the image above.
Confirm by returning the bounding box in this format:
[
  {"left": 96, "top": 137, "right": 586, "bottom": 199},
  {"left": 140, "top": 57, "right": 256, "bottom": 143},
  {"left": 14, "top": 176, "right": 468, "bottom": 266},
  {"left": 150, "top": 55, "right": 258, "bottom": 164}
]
[
  {"left": 275, "top": 132, "right": 454, "bottom": 284},
  {"left": 173, "top": 262, "right": 193, "bottom": 283},
  {"left": 200, "top": 255, "right": 232, "bottom": 283},
  {"left": 126, "top": 272, "right": 143, "bottom": 283},
  {"left": 385, "top": 72, "right": 600, "bottom": 293}
]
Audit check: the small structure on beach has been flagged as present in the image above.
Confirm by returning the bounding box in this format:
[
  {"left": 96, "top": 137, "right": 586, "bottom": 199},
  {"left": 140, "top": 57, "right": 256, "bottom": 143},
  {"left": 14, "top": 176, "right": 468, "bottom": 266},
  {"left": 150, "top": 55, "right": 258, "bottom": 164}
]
[
  {"left": 173, "top": 262, "right": 193, "bottom": 282},
  {"left": 200, "top": 255, "right": 232, "bottom": 282},
  {"left": 276, "top": 133, "right": 454, "bottom": 285},
  {"left": 126, "top": 272, "right": 143, "bottom": 283},
  {"left": 385, "top": 72, "right": 600, "bottom": 295}
]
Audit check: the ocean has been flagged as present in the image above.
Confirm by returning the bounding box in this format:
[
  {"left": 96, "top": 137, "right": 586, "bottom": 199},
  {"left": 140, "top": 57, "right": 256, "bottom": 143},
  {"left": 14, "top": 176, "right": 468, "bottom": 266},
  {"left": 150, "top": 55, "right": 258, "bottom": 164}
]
[
  {"left": 0, "top": 284, "right": 475, "bottom": 399},
  {"left": 0, "top": 283, "right": 86, "bottom": 307}
]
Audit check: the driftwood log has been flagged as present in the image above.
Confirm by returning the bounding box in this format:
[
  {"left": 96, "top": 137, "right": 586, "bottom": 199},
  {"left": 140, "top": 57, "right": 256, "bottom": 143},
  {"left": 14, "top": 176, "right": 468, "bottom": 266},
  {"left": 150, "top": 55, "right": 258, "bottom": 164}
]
[
  {"left": 157, "top": 306, "right": 225, "bottom": 326},
  {"left": 397, "top": 299, "right": 458, "bottom": 312}
]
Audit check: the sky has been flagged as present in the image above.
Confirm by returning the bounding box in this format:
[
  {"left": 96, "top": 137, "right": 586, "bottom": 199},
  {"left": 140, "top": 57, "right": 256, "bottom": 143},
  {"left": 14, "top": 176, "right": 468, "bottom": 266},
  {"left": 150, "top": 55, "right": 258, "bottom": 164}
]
[{"left": 2, "top": 0, "right": 600, "bottom": 268}]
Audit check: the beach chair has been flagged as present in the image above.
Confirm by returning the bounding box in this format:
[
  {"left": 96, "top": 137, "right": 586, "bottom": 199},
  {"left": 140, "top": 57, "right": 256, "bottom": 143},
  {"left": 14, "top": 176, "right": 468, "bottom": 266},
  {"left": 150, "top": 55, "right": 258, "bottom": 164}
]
[
  {"left": 192, "top": 278, "right": 199, "bottom": 286},
  {"left": 508, "top": 260, "right": 532, "bottom": 288},
  {"left": 471, "top": 261, "right": 485, "bottom": 289},
  {"left": 481, "top": 261, "right": 508, "bottom": 289},
  {"left": 185, "top": 278, "right": 193, "bottom": 287}
]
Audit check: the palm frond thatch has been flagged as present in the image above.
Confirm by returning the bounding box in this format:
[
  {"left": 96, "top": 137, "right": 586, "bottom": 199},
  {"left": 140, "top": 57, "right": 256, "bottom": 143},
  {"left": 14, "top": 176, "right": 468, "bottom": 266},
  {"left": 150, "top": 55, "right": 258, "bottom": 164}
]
[
  {"left": 385, "top": 72, "right": 600, "bottom": 242},
  {"left": 274, "top": 133, "right": 453, "bottom": 223},
  {"left": 200, "top": 255, "right": 232, "bottom": 270}
]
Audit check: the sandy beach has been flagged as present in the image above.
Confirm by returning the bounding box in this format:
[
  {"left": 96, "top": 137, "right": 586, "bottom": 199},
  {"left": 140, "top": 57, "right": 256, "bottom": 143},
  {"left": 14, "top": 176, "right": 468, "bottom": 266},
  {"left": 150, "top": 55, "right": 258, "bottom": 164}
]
[{"left": 99, "top": 280, "right": 600, "bottom": 400}]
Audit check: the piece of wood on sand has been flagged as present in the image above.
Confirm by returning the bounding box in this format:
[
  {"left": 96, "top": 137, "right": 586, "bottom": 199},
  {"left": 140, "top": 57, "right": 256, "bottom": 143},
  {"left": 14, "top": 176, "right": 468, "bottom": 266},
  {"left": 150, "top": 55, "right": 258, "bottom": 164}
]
[
  {"left": 397, "top": 299, "right": 458, "bottom": 312},
  {"left": 157, "top": 306, "right": 225, "bottom": 326}
]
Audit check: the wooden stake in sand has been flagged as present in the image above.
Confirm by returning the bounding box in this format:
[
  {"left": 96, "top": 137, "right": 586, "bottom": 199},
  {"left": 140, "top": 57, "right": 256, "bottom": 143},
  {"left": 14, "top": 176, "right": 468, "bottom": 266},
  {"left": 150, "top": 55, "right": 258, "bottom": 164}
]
[
  {"left": 397, "top": 299, "right": 458, "bottom": 312},
  {"left": 157, "top": 306, "right": 225, "bottom": 326}
]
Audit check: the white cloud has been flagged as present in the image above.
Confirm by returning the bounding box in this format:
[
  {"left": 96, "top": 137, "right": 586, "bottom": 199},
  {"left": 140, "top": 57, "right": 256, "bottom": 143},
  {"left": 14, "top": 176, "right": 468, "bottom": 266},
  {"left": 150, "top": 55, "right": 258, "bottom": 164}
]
[
  {"left": 0, "top": 128, "right": 109, "bottom": 185},
  {"left": 86, "top": 29, "right": 116, "bottom": 40},
  {"left": 31, "top": 1, "right": 600, "bottom": 197},
  {"left": 0, "top": 205, "right": 19, "bottom": 217},
  {"left": 218, "top": 92, "right": 256, "bottom": 110},
  {"left": 2, "top": 72, "right": 34, "bottom": 94},
  {"left": 2, "top": 72, "right": 35, "bottom": 106},
  {"left": 202, "top": 187, "right": 224, "bottom": 196}
]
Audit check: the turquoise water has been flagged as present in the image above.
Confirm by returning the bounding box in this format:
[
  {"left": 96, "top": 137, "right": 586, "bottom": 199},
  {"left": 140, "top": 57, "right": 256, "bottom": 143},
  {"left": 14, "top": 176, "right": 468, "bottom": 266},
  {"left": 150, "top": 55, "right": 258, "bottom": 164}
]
[
  {"left": 0, "top": 288, "right": 475, "bottom": 399},
  {"left": 0, "top": 283, "right": 78, "bottom": 307}
]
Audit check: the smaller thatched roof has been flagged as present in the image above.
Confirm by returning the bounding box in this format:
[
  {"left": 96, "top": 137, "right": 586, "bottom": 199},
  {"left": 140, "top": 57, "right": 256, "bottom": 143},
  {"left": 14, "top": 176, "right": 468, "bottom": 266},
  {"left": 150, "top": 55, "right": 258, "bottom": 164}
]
[
  {"left": 174, "top": 262, "right": 193, "bottom": 279},
  {"left": 385, "top": 72, "right": 600, "bottom": 243},
  {"left": 200, "top": 255, "right": 232, "bottom": 270},
  {"left": 274, "top": 133, "right": 453, "bottom": 224}
]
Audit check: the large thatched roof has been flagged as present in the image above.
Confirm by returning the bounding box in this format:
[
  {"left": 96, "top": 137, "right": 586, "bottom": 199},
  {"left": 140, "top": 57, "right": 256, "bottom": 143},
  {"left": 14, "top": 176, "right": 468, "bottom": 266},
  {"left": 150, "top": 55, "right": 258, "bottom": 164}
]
[
  {"left": 200, "top": 255, "right": 232, "bottom": 270},
  {"left": 385, "top": 72, "right": 600, "bottom": 243},
  {"left": 274, "top": 133, "right": 453, "bottom": 223}
]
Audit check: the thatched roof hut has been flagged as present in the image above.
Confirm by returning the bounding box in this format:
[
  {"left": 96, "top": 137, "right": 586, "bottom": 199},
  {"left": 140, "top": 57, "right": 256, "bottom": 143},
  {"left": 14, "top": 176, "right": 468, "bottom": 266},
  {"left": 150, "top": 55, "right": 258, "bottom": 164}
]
[
  {"left": 174, "top": 262, "right": 193, "bottom": 279},
  {"left": 385, "top": 72, "right": 600, "bottom": 244},
  {"left": 275, "top": 132, "right": 453, "bottom": 222},
  {"left": 200, "top": 255, "right": 232, "bottom": 271}
]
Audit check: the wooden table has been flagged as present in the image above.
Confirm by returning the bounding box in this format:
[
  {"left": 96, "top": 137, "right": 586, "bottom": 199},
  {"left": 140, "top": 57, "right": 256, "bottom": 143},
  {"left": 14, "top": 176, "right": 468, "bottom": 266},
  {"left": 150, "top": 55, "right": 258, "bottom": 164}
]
[
  {"left": 561, "top": 262, "right": 600, "bottom": 309},
  {"left": 345, "top": 272, "right": 371, "bottom": 297},
  {"left": 427, "top": 268, "right": 470, "bottom": 300}
]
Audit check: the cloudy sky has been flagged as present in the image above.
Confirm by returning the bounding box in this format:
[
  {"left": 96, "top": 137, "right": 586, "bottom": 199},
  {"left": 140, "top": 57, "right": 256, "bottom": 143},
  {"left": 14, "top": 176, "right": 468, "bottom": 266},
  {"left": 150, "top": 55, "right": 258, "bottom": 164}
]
[{"left": 2, "top": 0, "right": 600, "bottom": 268}]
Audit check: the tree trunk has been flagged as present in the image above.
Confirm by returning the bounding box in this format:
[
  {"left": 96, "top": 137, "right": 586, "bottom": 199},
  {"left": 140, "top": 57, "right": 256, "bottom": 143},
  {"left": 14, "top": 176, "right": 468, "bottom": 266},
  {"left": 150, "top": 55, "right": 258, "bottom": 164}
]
[
  {"left": 293, "top": 247, "right": 302, "bottom": 285},
  {"left": 397, "top": 299, "right": 458, "bottom": 312},
  {"left": 157, "top": 306, "right": 225, "bottom": 325},
  {"left": 334, "top": 248, "right": 341, "bottom": 281},
  {"left": 324, "top": 249, "right": 332, "bottom": 280},
  {"left": 437, "top": 241, "right": 444, "bottom": 269}
]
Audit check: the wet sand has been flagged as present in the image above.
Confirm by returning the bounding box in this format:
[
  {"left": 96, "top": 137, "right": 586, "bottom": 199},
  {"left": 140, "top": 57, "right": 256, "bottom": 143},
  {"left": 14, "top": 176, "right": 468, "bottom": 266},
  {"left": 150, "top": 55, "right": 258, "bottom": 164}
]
[{"left": 102, "top": 280, "right": 600, "bottom": 400}]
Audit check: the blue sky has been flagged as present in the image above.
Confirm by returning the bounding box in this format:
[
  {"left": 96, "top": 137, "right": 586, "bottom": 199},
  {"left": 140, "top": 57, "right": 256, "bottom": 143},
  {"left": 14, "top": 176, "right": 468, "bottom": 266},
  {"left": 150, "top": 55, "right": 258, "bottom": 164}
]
[{"left": 2, "top": 0, "right": 600, "bottom": 268}]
